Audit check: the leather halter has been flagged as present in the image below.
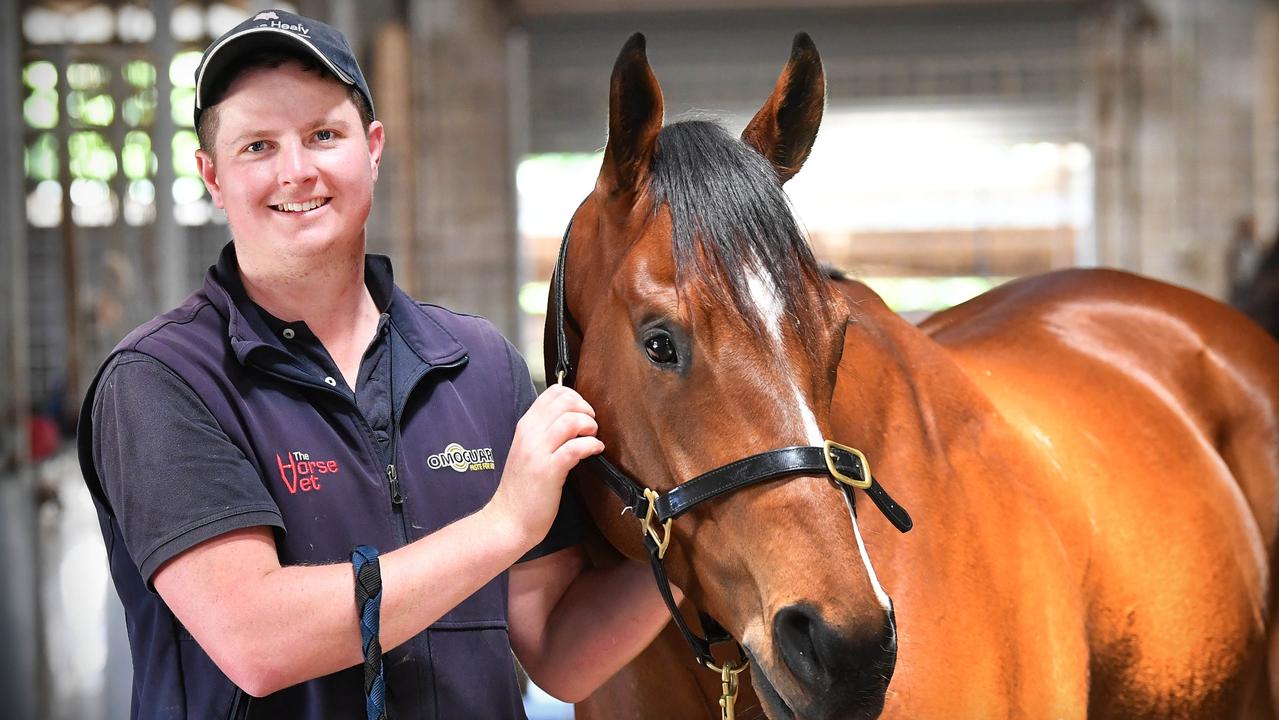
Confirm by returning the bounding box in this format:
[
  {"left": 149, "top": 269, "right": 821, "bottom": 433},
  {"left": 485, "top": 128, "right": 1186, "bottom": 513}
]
[{"left": 550, "top": 217, "right": 913, "bottom": 674}]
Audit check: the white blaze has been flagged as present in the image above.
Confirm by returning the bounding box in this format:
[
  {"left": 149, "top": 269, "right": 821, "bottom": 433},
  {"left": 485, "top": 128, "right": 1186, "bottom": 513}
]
[
  {"left": 746, "top": 268, "right": 824, "bottom": 445},
  {"left": 845, "top": 490, "right": 894, "bottom": 610},
  {"left": 746, "top": 266, "right": 891, "bottom": 612}
]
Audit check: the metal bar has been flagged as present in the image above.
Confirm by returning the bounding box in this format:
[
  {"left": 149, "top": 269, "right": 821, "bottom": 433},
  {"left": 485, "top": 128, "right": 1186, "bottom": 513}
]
[
  {"left": 0, "top": 1, "right": 38, "bottom": 717},
  {"left": 152, "top": 0, "right": 184, "bottom": 306},
  {"left": 1, "top": 0, "right": 31, "bottom": 471},
  {"left": 56, "top": 44, "right": 84, "bottom": 427}
]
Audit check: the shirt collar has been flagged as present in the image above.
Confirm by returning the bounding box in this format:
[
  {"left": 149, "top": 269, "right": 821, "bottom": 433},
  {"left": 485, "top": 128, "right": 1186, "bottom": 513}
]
[{"left": 204, "top": 243, "right": 466, "bottom": 368}]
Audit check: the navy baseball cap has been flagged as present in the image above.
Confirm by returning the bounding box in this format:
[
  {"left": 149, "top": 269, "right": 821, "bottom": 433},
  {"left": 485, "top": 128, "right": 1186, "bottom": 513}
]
[{"left": 193, "top": 9, "right": 375, "bottom": 127}]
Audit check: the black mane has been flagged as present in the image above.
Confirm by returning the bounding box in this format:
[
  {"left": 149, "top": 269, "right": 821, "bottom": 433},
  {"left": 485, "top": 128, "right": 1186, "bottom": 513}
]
[{"left": 648, "top": 120, "right": 827, "bottom": 336}]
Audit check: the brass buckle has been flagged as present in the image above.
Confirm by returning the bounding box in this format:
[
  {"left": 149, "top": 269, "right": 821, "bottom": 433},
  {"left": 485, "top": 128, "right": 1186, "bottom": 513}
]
[
  {"left": 704, "top": 659, "right": 748, "bottom": 720},
  {"left": 823, "top": 440, "right": 872, "bottom": 490},
  {"left": 640, "top": 488, "right": 673, "bottom": 559}
]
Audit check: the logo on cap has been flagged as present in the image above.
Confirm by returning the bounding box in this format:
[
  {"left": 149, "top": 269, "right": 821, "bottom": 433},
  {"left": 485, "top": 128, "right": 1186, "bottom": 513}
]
[
  {"left": 268, "top": 19, "right": 310, "bottom": 35},
  {"left": 254, "top": 11, "right": 279, "bottom": 20}
]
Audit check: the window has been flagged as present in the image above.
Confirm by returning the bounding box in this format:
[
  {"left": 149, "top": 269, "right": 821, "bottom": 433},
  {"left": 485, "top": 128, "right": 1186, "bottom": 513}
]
[{"left": 20, "top": 2, "right": 285, "bottom": 228}]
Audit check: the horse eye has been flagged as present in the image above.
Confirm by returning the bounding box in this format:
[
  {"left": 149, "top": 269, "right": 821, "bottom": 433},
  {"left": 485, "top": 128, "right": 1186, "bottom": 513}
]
[{"left": 644, "top": 332, "right": 678, "bottom": 365}]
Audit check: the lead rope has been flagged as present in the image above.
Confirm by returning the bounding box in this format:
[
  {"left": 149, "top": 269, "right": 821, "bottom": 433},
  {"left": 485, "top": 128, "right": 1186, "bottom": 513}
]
[{"left": 352, "top": 545, "right": 386, "bottom": 720}]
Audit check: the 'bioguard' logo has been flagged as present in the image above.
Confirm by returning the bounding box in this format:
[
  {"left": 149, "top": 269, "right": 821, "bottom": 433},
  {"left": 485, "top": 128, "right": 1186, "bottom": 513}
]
[{"left": 428, "top": 443, "right": 495, "bottom": 473}]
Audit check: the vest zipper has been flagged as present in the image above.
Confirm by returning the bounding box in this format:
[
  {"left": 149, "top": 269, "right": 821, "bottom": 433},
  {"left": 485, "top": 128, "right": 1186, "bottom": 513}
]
[
  {"left": 386, "top": 341, "right": 409, "bottom": 546},
  {"left": 387, "top": 461, "right": 408, "bottom": 544},
  {"left": 387, "top": 464, "right": 403, "bottom": 504}
]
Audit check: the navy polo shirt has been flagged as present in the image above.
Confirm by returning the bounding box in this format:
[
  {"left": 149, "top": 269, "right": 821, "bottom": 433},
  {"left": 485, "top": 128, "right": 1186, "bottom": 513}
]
[{"left": 79, "top": 243, "right": 582, "bottom": 719}]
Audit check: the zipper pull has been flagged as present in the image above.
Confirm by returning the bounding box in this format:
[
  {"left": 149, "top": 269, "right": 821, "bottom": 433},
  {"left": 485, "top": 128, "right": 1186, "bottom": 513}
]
[{"left": 387, "top": 464, "right": 403, "bottom": 505}]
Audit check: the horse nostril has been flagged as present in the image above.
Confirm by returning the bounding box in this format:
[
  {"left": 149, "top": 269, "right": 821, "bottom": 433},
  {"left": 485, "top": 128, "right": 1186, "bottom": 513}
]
[
  {"left": 772, "top": 603, "right": 898, "bottom": 703},
  {"left": 773, "top": 604, "right": 837, "bottom": 689}
]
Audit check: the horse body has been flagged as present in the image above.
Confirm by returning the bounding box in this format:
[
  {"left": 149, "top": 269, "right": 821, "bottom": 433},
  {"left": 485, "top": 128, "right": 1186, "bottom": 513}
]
[
  {"left": 848, "top": 268, "right": 1279, "bottom": 718},
  {"left": 564, "top": 32, "right": 1279, "bottom": 720}
]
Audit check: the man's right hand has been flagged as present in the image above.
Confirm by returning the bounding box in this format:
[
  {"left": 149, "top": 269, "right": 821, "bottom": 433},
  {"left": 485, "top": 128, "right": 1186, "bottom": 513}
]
[{"left": 488, "top": 384, "right": 604, "bottom": 548}]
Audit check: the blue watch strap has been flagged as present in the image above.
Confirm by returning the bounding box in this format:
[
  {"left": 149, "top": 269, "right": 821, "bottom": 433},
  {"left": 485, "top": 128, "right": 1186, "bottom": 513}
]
[{"left": 352, "top": 545, "right": 386, "bottom": 720}]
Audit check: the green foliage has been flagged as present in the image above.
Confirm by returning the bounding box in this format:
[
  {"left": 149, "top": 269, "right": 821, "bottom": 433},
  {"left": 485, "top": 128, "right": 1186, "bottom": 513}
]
[{"left": 68, "top": 131, "right": 117, "bottom": 180}]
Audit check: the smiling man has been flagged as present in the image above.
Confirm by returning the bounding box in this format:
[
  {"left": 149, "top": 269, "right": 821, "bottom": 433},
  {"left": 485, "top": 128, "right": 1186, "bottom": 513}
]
[{"left": 77, "top": 10, "right": 672, "bottom": 719}]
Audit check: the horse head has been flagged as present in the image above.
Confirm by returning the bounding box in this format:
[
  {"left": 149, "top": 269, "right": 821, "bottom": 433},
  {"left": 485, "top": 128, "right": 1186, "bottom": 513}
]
[{"left": 547, "top": 33, "right": 899, "bottom": 720}]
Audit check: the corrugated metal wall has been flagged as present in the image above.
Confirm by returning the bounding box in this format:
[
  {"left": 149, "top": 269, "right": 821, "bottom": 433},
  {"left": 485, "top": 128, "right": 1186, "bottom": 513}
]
[{"left": 525, "top": 4, "right": 1085, "bottom": 153}]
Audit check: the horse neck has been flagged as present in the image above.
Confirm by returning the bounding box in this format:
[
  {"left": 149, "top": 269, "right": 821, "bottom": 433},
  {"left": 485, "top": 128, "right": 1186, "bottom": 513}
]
[{"left": 833, "top": 289, "right": 1012, "bottom": 513}]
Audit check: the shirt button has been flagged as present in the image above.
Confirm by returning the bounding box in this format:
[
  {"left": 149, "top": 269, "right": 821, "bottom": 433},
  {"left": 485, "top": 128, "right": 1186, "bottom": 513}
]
[
  {"left": 324, "top": 376, "right": 337, "bottom": 387},
  {"left": 282, "top": 328, "right": 295, "bottom": 340}
]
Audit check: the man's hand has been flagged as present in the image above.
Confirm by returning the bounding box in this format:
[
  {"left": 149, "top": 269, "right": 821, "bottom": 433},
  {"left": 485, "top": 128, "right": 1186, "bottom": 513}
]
[{"left": 487, "top": 385, "right": 603, "bottom": 549}]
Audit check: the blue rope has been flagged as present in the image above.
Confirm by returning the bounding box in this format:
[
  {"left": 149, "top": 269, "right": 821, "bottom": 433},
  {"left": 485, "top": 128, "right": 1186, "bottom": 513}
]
[{"left": 351, "top": 545, "right": 386, "bottom": 720}]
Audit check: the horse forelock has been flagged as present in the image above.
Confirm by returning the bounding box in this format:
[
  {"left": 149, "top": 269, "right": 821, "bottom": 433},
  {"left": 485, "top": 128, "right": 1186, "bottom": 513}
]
[{"left": 646, "top": 120, "right": 832, "bottom": 346}]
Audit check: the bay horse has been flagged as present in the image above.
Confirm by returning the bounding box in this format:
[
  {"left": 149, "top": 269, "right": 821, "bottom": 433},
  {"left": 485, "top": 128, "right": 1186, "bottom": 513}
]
[{"left": 548, "top": 32, "right": 1279, "bottom": 719}]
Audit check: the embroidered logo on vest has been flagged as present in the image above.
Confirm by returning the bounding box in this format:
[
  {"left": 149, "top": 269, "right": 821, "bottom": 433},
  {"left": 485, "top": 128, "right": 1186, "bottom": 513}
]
[
  {"left": 427, "top": 443, "right": 495, "bottom": 473},
  {"left": 276, "top": 450, "right": 339, "bottom": 494}
]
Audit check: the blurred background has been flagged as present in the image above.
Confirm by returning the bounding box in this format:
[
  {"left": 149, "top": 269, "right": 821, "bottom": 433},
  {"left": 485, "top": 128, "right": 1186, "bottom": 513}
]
[{"left": 3, "top": 0, "right": 1278, "bottom": 717}]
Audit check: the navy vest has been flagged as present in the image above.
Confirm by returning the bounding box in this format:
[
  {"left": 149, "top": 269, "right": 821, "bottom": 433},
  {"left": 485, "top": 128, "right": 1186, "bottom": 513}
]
[{"left": 78, "top": 257, "right": 528, "bottom": 719}]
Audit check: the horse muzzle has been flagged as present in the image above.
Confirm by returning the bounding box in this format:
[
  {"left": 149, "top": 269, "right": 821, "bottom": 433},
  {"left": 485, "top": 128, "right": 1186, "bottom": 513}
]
[{"left": 751, "top": 603, "right": 897, "bottom": 720}]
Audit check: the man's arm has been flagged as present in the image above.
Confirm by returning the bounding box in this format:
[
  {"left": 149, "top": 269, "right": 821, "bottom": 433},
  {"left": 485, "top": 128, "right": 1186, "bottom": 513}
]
[
  {"left": 145, "top": 383, "right": 602, "bottom": 696},
  {"left": 506, "top": 546, "right": 681, "bottom": 703},
  {"left": 155, "top": 507, "right": 526, "bottom": 695}
]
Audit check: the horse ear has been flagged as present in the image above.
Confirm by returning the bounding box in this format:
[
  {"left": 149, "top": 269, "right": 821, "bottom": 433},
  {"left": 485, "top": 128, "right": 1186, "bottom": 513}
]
[
  {"left": 600, "top": 33, "right": 664, "bottom": 201},
  {"left": 741, "top": 33, "right": 825, "bottom": 184}
]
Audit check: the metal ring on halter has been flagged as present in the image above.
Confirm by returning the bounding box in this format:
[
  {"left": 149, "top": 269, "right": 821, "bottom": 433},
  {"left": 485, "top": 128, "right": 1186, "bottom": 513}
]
[
  {"left": 704, "top": 657, "right": 749, "bottom": 676},
  {"left": 640, "top": 487, "right": 673, "bottom": 558}
]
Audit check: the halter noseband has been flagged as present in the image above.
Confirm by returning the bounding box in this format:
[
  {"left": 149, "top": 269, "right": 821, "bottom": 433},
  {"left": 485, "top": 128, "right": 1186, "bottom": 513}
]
[{"left": 550, "top": 217, "right": 912, "bottom": 708}]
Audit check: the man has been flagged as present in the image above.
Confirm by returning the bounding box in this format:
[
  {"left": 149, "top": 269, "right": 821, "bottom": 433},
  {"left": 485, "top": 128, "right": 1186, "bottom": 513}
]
[{"left": 78, "top": 10, "right": 672, "bottom": 718}]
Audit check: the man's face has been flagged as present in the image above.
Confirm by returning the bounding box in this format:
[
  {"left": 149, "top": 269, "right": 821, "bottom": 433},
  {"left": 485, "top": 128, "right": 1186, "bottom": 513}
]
[{"left": 195, "top": 60, "right": 384, "bottom": 268}]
